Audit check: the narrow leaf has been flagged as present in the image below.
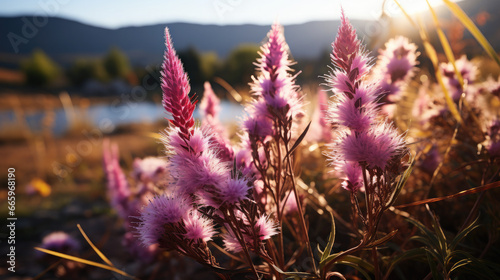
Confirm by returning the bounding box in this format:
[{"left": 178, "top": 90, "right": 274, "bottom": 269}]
[
  {"left": 426, "top": 251, "right": 441, "bottom": 280},
  {"left": 77, "top": 224, "right": 113, "bottom": 267},
  {"left": 271, "top": 264, "right": 317, "bottom": 279},
  {"left": 449, "top": 221, "right": 480, "bottom": 252},
  {"left": 443, "top": 0, "right": 500, "bottom": 66},
  {"left": 385, "top": 248, "right": 427, "bottom": 277},
  {"left": 366, "top": 230, "right": 398, "bottom": 248},
  {"left": 336, "top": 261, "right": 372, "bottom": 280},
  {"left": 284, "top": 121, "right": 311, "bottom": 160},
  {"left": 321, "top": 212, "right": 336, "bottom": 262},
  {"left": 34, "top": 247, "right": 136, "bottom": 279},
  {"left": 426, "top": 0, "right": 464, "bottom": 86}
]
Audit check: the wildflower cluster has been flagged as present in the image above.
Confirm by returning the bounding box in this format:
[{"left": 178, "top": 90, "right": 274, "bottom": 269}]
[
  {"left": 94, "top": 9, "right": 500, "bottom": 280},
  {"left": 373, "top": 36, "right": 419, "bottom": 116},
  {"left": 132, "top": 28, "right": 280, "bottom": 278},
  {"left": 326, "top": 12, "right": 409, "bottom": 195}
]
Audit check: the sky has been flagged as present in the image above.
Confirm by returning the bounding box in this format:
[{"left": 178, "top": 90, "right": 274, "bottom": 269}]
[{"left": 0, "top": 0, "right": 458, "bottom": 29}]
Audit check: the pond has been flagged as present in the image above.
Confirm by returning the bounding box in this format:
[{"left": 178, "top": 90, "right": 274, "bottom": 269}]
[{"left": 0, "top": 101, "right": 245, "bottom": 136}]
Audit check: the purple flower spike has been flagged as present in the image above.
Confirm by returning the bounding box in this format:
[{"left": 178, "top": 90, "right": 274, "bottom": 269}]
[
  {"left": 102, "top": 139, "right": 131, "bottom": 217},
  {"left": 39, "top": 231, "right": 80, "bottom": 257},
  {"left": 161, "top": 28, "right": 196, "bottom": 141},
  {"left": 374, "top": 36, "right": 419, "bottom": 116},
  {"left": 253, "top": 215, "right": 278, "bottom": 241},
  {"left": 137, "top": 195, "right": 189, "bottom": 246},
  {"left": 250, "top": 23, "right": 303, "bottom": 121},
  {"left": 200, "top": 81, "right": 220, "bottom": 120},
  {"left": 218, "top": 177, "right": 251, "bottom": 205},
  {"left": 308, "top": 89, "right": 334, "bottom": 143},
  {"left": 326, "top": 12, "right": 409, "bottom": 189},
  {"left": 440, "top": 55, "right": 478, "bottom": 101},
  {"left": 183, "top": 210, "right": 216, "bottom": 243},
  {"left": 223, "top": 228, "right": 243, "bottom": 253},
  {"left": 485, "top": 119, "right": 500, "bottom": 158},
  {"left": 200, "top": 81, "right": 234, "bottom": 162},
  {"left": 331, "top": 10, "right": 362, "bottom": 72},
  {"left": 337, "top": 161, "right": 364, "bottom": 192}
]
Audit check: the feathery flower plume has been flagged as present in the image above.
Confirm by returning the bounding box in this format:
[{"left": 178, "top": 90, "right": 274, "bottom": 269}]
[
  {"left": 161, "top": 28, "right": 196, "bottom": 141},
  {"left": 253, "top": 214, "right": 279, "bottom": 241},
  {"left": 103, "top": 139, "right": 131, "bottom": 216},
  {"left": 200, "top": 81, "right": 220, "bottom": 120},
  {"left": 199, "top": 81, "right": 234, "bottom": 162},
  {"left": 440, "top": 55, "right": 478, "bottom": 102},
  {"left": 249, "top": 22, "right": 304, "bottom": 128},
  {"left": 326, "top": 11, "right": 408, "bottom": 191},
  {"left": 222, "top": 228, "right": 243, "bottom": 253},
  {"left": 160, "top": 29, "right": 231, "bottom": 197},
  {"left": 132, "top": 157, "right": 168, "bottom": 184},
  {"left": 308, "top": 89, "right": 334, "bottom": 143},
  {"left": 38, "top": 232, "right": 80, "bottom": 257},
  {"left": 218, "top": 177, "right": 252, "bottom": 205},
  {"left": 183, "top": 210, "right": 216, "bottom": 243},
  {"left": 374, "top": 36, "right": 419, "bottom": 116},
  {"left": 137, "top": 195, "right": 189, "bottom": 247},
  {"left": 337, "top": 161, "right": 364, "bottom": 192},
  {"left": 485, "top": 119, "right": 500, "bottom": 158}
]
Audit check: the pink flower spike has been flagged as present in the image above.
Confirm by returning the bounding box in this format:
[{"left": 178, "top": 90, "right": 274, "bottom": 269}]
[
  {"left": 337, "top": 161, "right": 364, "bottom": 192},
  {"left": 218, "top": 177, "right": 251, "bottom": 205},
  {"left": 331, "top": 9, "right": 361, "bottom": 72},
  {"left": 337, "top": 122, "right": 406, "bottom": 170},
  {"left": 440, "top": 55, "right": 478, "bottom": 101},
  {"left": 199, "top": 81, "right": 220, "bottom": 120},
  {"left": 132, "top": 157, "right": 168, "bottom": 183},
  {"left": 137, "top": 195, "right": 188, "bottom": 246},
  {"left": 254, "top": 215, "right": 278, "bottom": 241},
  {"left": 223, "top": 228, "right": 243, "bottom": 253},
  {"left": 102, "top": 139, "right": 131, "bottom": 217},
  {"left": 183, "top": 210, "right": 216, "bottom": 243},
  {"left": 161, "top": 27, "right": 196, "bottom": 141},
  {"left": 308, "top": 89, "right": 333, "bottom": 143},
  {"left": 38, "top": 232, "right": 80, "bottom": 257}
]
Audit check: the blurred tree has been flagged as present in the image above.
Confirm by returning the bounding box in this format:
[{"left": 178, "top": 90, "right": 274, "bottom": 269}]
[
  {"left": 220, "top": 44, "right": 260, "bottom": 86},
  {"left": 103, "top": 47, "right": 131, "bottom": 79},
  {"left": 200, "top": 51, "right": 220, "bottom": 81},
  {"left": 67, "top": 59, "right": 107, "bottom": 86},
  {"left": 178, "top": 47, "right": 203, "bottom": 86},
  {"left": 22, "top": 49, "right": 59, "bottom": 86}
]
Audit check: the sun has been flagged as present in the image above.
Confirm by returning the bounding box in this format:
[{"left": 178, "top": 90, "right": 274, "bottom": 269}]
[{"left": 388, "top": 0, "right": 459, "bottom": 16}]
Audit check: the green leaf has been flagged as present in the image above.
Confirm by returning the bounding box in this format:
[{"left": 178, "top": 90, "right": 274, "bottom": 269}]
[
  {"left": 426, "top": 0, "right": 464, "bottom": 87},
  {"left": 338, "top": 255, "right": 374, "bottom": 274},
  {"left": 449, "top": 258, "right": 472, "bottom": 274},
  {"left": 449, "top": 218, "right": 480, "bottom": 251},
  {"left": 336, "top": 260, "right": 372, "bottom": 280},
  {"left": 442, "top": 0, "right": 500, "bottom": 66},
  {"left": 366, "top": 230, "right": 398, "bottom": 248},
  {"left": 426, "top": 251, "right": 442, "bottom": 280},
  {"left": 317, "top": 243, "right": 325, "bottom": 258},
  {"left": 406, "top": 217, "right": 441, "bottom": 251},
  {"left": 321, "top": 212, "right": 336, "bottom": 262},
  {"left": 284, "top": 121, "right": 311, "bottom": 160},
  {"left": 385, "top": 248, "right": 427, "bottom": 277},
  {"left": 386, "top": 157, "right": 414, "bottom": 207},
  {"left": 447, "top": 251, "right": 499, "bottom": 279},
  {"left": 427, "top": 208, "right": 448, "bottom": 256},
  {"left": 423, "top": 247, "right": 444, "bottom": 267},
  {"left": 271, "top": 264, "right": 318, "bottom": 279}
]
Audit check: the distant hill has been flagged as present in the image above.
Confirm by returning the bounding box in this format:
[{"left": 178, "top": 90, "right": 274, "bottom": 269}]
[
  {"left": 0, "top": 17, "right": 356, "bottom": 67},
  {"left": 0, "top": 0, "right": 498, "bottom": 68}
]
